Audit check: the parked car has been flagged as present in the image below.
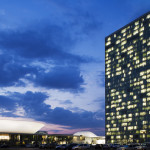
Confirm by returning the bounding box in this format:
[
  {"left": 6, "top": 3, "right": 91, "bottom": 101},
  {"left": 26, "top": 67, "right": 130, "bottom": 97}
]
[
  {"left": 117, "top": 145, "right": 129, "bottom": 150},
  {"left": 56, "top": 144, "right": 68, "bottom": 150},
  {"left": 111, "top": 143, "right": 120, "bottom": 148},
  {"left": 65, "top": 143, "right": 78, "bottom": 150},
  {"left": 25, "top": 143, "right": 35, "bottom": 148},
  {"left": 39, "top": 144, "right": 47, "bottom": 149},
  {"left": 49, "top": 143, "right": 58, "bottom": 149},
  {"left": 145, "top": 143, "right": 150, "bottom": 148},
  {"left": 117, "top": 144, "right": 140, "bottom": 150},
  {"left": 134, "top": 145, "right": 147, "bottom": 150},
  {"left": 95, "top": 144, "right": 103, "bottom": 149},
  {"left": 102, "top": 144, "right": 110, "bottom": 149},
  {"left": 0, "top": 143, "right": 9, "bottom": 148},
  {"left": 72, "top": 144, "right": 90, "bottom": 150}
]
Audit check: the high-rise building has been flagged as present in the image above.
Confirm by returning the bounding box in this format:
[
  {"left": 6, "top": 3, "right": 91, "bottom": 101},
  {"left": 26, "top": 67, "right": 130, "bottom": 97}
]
[{"left": 105, "top": 12, "right": 150, "bottom": 144}]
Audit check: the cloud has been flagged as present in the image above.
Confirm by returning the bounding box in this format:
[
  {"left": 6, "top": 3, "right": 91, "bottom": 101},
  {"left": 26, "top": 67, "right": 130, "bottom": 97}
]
[
  {"left": 0, "top": 95, "right": 16, "bottom": 110},
  {"left": 13, "top": 106, "right": 26, "bottom": 117},
  {"left": 60, "top": 100, "right": 72, "bottom": 105},
  {"left": 34, "top": 66, "right": 84, "bottom": 90},
  {"left": 98, "top": 71, "right": 105, "bottom": 87},
  {"left": 0, "top": 54, "right": 84, "bottom": 90},
  {"left": 53, "top": 0, "right": 103, "bottom": 36},
  {"left": 0, "top": 53, "right": 84, "bottom": 91},
  {"left": 0, "top": 25, "right": 91, "bottom": 64},
  {"left": 0, "top": 54, "right": 37, "bottom": 87},
  {"left": 50, "top": 107, "right": 104, "bottom": 128},
  {"left": 93, "top": 97, "right": 105, "bottom": 112},
  {"left": 43, "top": 124, "right": 105, "bottom": 136},
  {"left": 0, "top": 23, "right": 93, "bottom": 91},
  {"left": 0, "top": 91, "right": 105, "bottom": 130},
  {"left": 14, "top": 91, "right": 50, "bottom": 118}
]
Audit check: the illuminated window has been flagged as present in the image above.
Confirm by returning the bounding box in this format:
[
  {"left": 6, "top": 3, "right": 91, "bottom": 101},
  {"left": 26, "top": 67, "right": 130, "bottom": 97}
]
[
  {"left": 140, "top": 27, "right": 144, "bottom": 32},
  {"left": 140, "top": 112, "right": 146, "bottom": 116},
  {"left": 106, "top": 41, "right": 111, "bottom": 46},
  {"left": 133, "top": 30, "right": 139, "bottom": 35},
  {"left": 0, "top": 134, "right": 10, "bottom": 140},
  {"left": 128, "top": 126, "right": 133, "bottom": 130}
]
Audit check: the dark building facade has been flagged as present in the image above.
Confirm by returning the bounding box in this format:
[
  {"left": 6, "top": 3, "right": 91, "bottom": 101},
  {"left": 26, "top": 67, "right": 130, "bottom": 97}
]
[
  {"left": 105, "top": 12, "right": 150, "bottom": 144},
  {"left": 0, "top": 132, "right": 73, "bottom": 146},
  {"left": 0, "top": 132, "right": 104, "bottom": 146}
]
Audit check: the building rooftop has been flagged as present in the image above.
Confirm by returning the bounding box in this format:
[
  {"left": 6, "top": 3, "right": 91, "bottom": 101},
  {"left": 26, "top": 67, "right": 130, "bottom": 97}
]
[
  {"left": 105, "top": 11, "right": 150, "bottom": 38},
  {"left": 73, "top": 131, "right": 98, "bottom": 137},
  {"left": 0, "top": 119, "right": 44, "bottom": 134}
]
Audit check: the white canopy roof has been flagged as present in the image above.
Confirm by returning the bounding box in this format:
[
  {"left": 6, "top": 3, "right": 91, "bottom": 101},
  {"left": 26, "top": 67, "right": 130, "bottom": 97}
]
[
  {"left": 73, "top": 131, "right": 98, "bottom": 137},
  {"left": 0, "top": 119, "right": 44, "bottom": 134}
]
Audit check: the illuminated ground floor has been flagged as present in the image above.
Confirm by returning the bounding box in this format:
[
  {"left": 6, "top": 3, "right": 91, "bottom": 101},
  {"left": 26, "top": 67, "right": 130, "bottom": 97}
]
[
  {"left": 0, "top": 132, "right": 105, "bottom": 146},
  {"left": 0, "top": 132, "right": 73, "bottom": 146}
]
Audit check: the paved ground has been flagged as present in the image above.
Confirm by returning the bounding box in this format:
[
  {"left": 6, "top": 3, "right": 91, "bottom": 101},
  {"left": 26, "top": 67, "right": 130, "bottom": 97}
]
[
  {"left": 0, "top": 147, "right": 106, "bottom": 150},
  {"left": 0, "top": 148, "right": 40, "bottom": 150},
  {"left": 0, "top": 148, "right": 101, "bottom": 150}
]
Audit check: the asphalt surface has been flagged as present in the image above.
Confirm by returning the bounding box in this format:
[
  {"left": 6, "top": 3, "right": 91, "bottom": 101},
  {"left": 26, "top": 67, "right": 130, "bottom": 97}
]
[{"left": 0, "top": 148, "right": 40, "bottom": 150}]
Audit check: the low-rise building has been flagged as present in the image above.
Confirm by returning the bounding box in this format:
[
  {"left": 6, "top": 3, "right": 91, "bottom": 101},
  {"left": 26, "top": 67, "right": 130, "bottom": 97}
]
[{"left": 73, "top": 131, "right": 105, "bottom": 144}]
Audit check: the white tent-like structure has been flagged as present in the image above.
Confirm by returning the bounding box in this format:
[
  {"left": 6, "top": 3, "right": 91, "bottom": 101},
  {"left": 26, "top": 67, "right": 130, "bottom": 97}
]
[
  {"left": 0, "top": 119, "right": 44, "bottom": 134},
  {"left": 74, "top": 131, "right": 98, "bottom": 137},
  {"left": 73, "top": 131, "right": 105, "bottom": 144}
]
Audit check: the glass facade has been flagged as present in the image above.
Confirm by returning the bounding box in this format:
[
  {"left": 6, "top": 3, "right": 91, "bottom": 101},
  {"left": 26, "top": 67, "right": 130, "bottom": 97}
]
[
  {"left": 105, "top": 12, "right": 150, "bottom": 144},
  {"left": 0, "top": 133, "right": 73, "bottom": 146}
]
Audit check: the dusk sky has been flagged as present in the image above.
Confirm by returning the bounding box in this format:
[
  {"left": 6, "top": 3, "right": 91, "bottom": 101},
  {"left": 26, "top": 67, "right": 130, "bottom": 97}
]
[{"left": 0, "top": 0, "right": 150, "bottom": 136}]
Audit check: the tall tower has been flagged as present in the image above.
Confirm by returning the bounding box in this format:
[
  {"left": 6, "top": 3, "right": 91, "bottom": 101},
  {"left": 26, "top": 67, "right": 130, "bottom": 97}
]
[{"left": 105, "top": 12, "right": 150, "bottom": 144}]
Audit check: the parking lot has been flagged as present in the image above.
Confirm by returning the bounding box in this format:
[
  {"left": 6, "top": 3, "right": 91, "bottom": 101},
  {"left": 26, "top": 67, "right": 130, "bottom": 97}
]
[
  {"left": 0, "top": 144, "right": 150, "bottom": 150},
  {"left": 0, "top": 147, "right": 41, "bottom": 150}
]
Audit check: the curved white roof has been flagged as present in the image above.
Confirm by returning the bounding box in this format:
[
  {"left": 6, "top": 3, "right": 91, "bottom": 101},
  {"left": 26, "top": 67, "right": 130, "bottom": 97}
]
[
  {"left": 73, "top": 131, "right": 98, "bottom": 137},
  {"left": 0, "top": 119, "right": 44, "bottom": 134}
]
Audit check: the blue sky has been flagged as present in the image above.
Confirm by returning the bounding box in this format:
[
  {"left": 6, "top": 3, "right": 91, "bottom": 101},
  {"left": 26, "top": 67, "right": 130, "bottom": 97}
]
[{"left": 0, "top": 0, "right": 149, "bottom": 135}]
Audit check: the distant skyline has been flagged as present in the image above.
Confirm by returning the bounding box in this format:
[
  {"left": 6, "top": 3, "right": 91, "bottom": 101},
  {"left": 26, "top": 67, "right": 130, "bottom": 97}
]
[{"left": 0, "top": 0, "right": 150, "bottom": 135}]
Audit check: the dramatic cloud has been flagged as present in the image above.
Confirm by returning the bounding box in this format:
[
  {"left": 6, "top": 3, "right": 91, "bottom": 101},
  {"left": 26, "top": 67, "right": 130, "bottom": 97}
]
[
  {"left": 0, "top": 25, "right": 91, "bottom": 64},
  {"left": 34, "top": 66, "right": 84, "bottom": 90},
  {"left": 0, "top": 24, "right": 90, "bottom": 90},
  {"left": 0, "top": 91, "right": 105, "bottom": 132},
  {"left": 0, "top": 54, "right": 37, "bottom": 87},
  {"left": 50, "top": 107, "right": 104, "bottom": 128},
  {"left": 0, "top": 53, "right": 84, "bottom": 90}
]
